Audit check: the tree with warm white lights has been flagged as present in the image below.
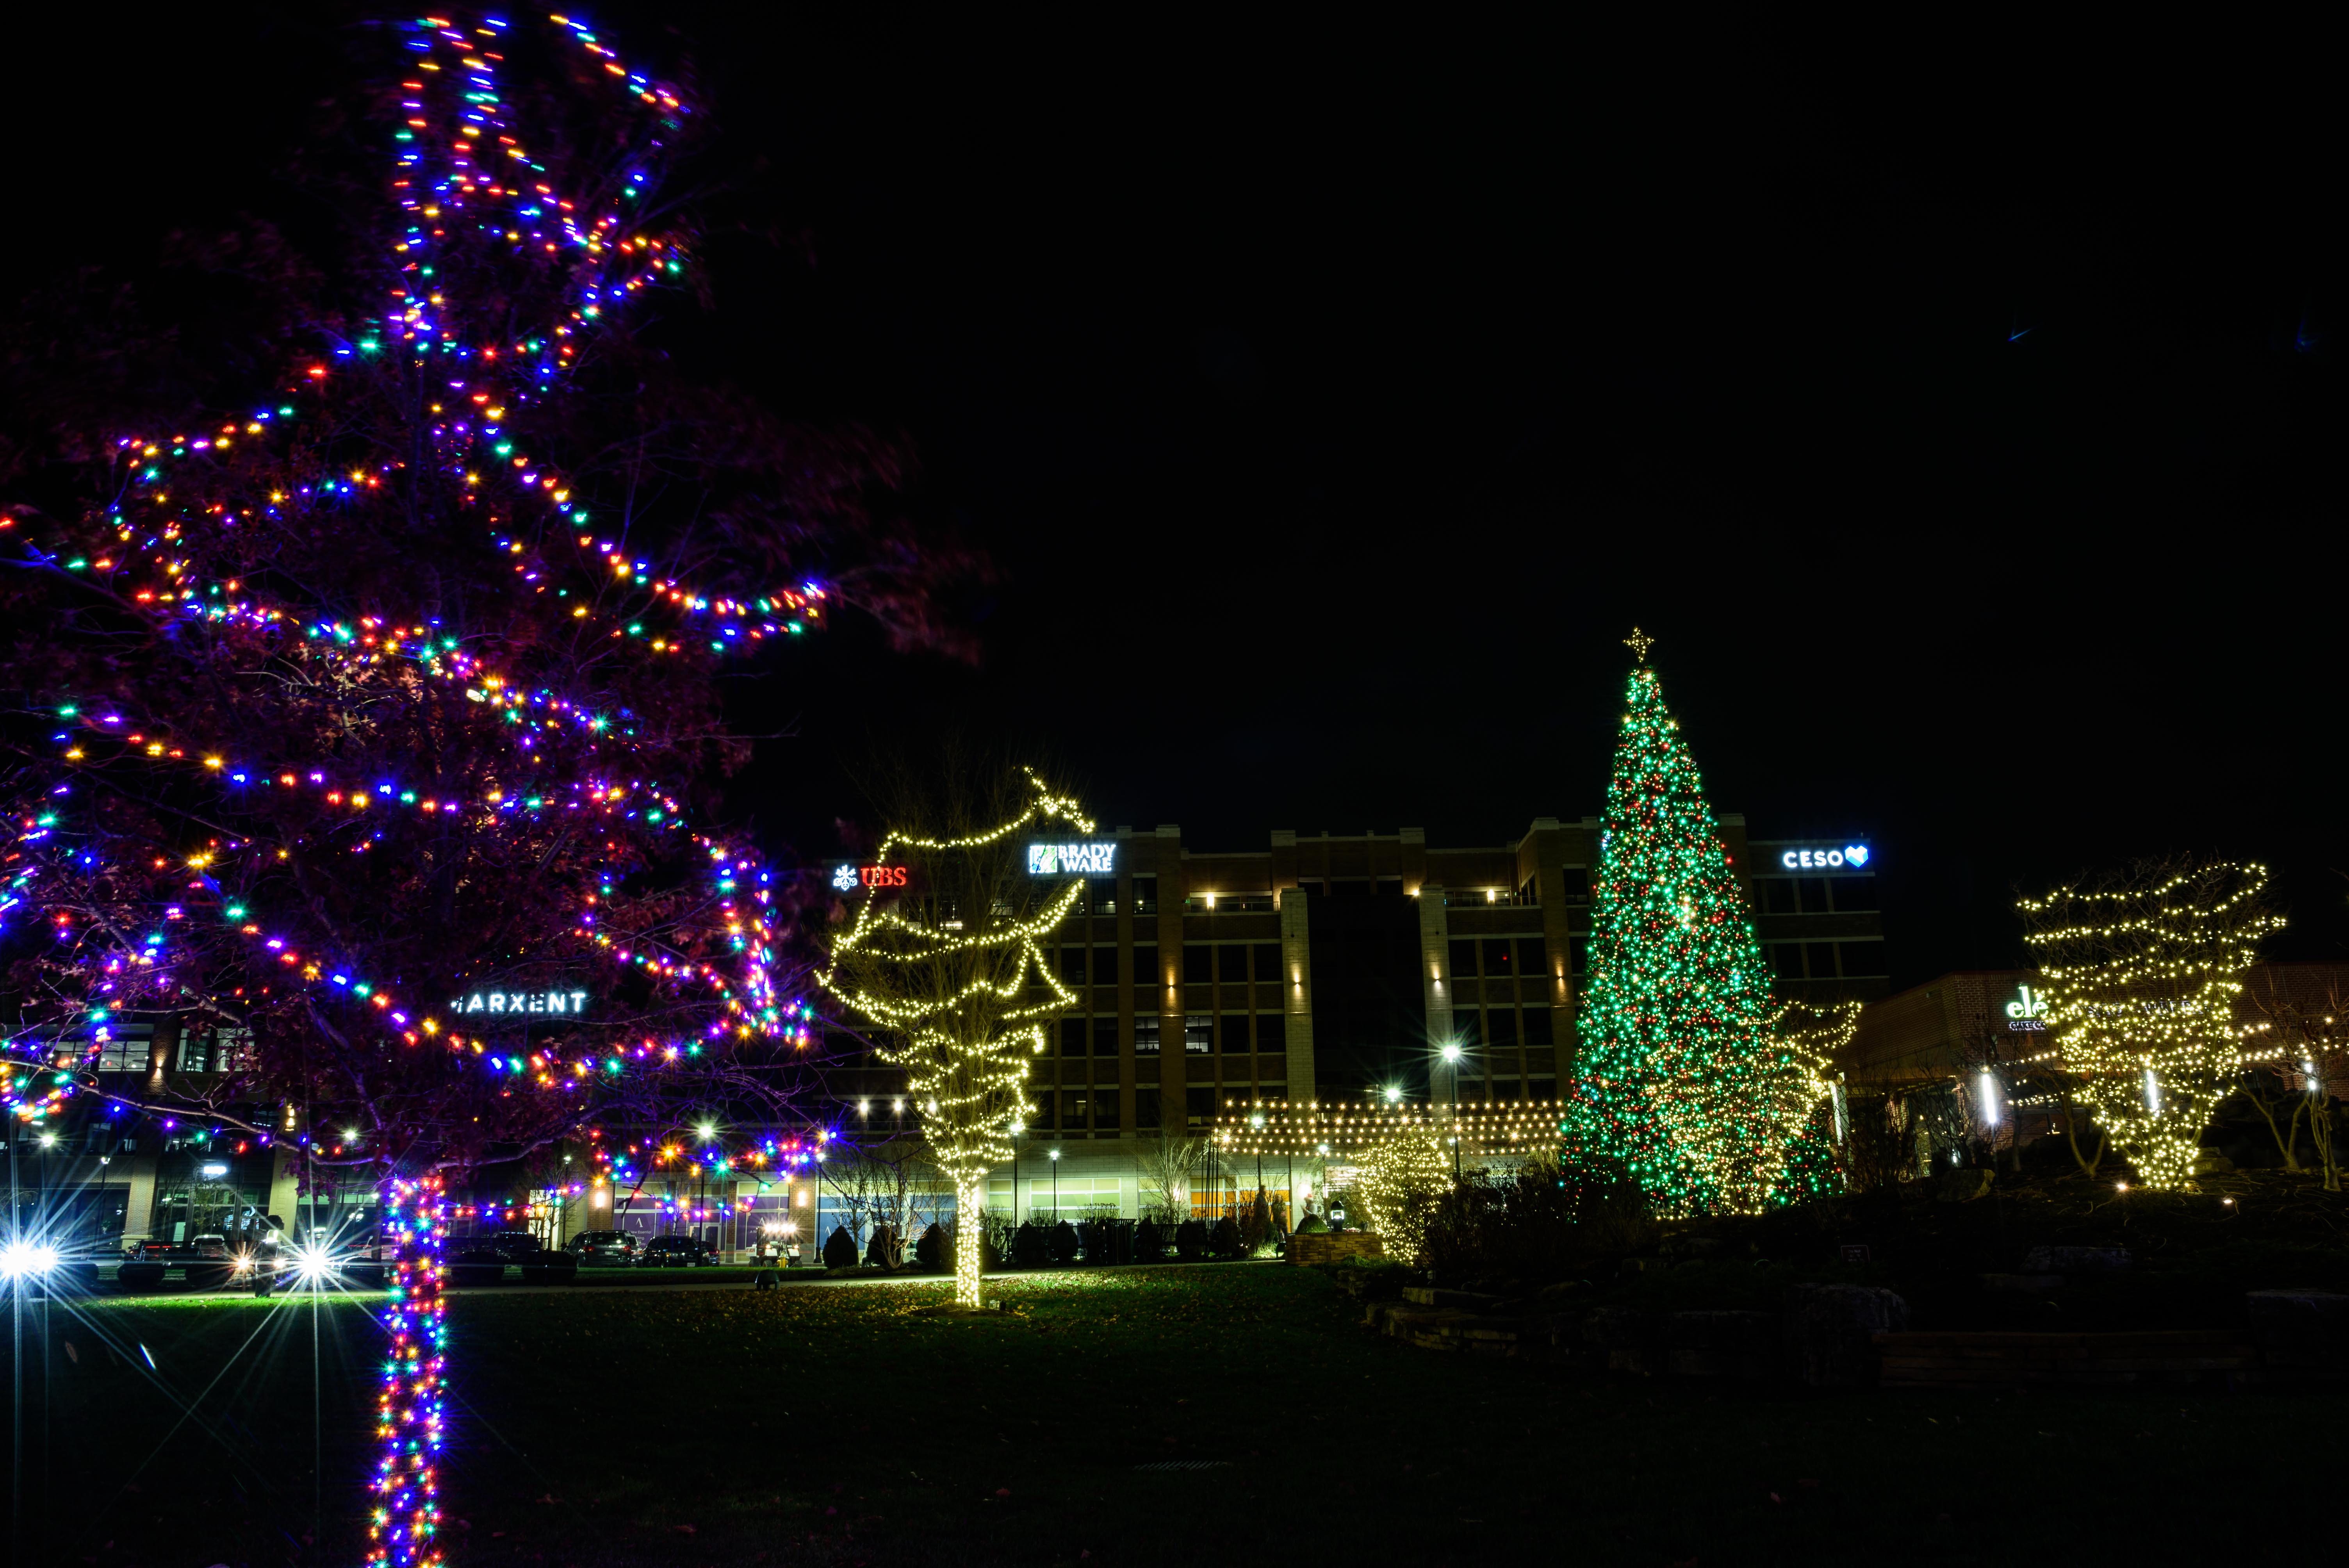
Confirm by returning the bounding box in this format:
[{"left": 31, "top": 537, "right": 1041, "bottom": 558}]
[
  {"left": 1562, "top": 632, "right": 1834, "bottom": 1216},
  {"left": 2019, "top": 857, "right": 2281, "bottom": 1190},
  {"left": 0, "top": 14, "right": 958, "bottom": 1565},
  {"left": 818, "top": 766, "right": 1091, "bottom": 1307}
]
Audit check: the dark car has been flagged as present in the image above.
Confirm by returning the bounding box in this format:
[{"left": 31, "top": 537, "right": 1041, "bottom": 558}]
[
  {"left": 565, "top": 1230, "right": 639, "bottom": 1266},
  {"left": 639, "top": 1235, "right": 717, "bottom": 1268},
  {"left": 476, "top": 1228, "right": 545, "bottom": 1263}
]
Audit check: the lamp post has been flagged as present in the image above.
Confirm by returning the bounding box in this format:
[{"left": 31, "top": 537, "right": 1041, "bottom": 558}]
[
  {"left": 1048, "top": 1148, "right": 1060, "bottom": 1222},
  {"left": 1010, "top": 1120, "right": 1024, "bottom": 1226}
]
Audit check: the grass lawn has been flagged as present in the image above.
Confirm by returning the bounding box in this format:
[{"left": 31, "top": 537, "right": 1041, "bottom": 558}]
[{"left": 18, "top": 1261, "right": 2346, "bottom": 1567}]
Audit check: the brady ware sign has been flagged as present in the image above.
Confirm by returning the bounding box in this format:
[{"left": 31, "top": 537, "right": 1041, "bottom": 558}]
[
  {"left": 1777, "top": 843, "right": 1872, "bottom": 870},
  {"left": 1027, "top": 841, "right": 1116, "bottom": 876}
]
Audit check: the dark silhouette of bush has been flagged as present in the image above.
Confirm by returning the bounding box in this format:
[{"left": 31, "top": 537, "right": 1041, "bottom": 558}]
[
  {"left": 916, "top": 1222, "right": 945, "bottom": 1270},
  {"left": 1048, "top": 1219, "right": 1080, "bottom": 1264},
  {"left": 1136, "top": 1218, "right": 1165, "bottom": 1260},
  {"left": 1175, "top": 1219, "right": 1207, "bottom": 1260},
  {"left": 866, "top": 1224, "right": 902, "bottom": 1267},
  {"left": 822, "top": 1224, "right": 860, "bottom": 1269},
  {"left": 1013, "top": 1221, "right": 1048, "bottom": 1267},
  {"left": 1210, "top": 1217, "right": 1244, "bottom": 1259}
]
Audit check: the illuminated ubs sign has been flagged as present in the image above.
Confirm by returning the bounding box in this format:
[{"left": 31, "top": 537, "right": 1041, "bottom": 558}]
[
  {"left": 1027, "top": 841, "right": 1116, "bottom": 876},
  {"left": 450, "top": 989, "right": 588, "bottom": 1017},
  {"left": 1778, "top": 844, "right": 1872, "bottom": 870},
  {"left": 832, "top": 864, "right": 911, "bottom": 891}
]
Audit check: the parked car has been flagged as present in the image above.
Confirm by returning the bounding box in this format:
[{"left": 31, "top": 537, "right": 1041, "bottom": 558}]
[
  {"left": 639, "top": 1235, "right": 717, "bottom": 1268},
  {"left": 564, "top": 1230, "right": 640, "bottom": 1266},
  {"left": 478, "top": 1228, "right": 545, "bottom": 1263}
]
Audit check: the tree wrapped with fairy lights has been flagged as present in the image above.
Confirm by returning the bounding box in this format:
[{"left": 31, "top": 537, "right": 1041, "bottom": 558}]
[
  {"left": 818, "top": 767, "right": 1089, "bottom": 1308},
  {"left": 2018, "top": 857, "right": 2281, "bottom": 1190},
  {"left": 1561, "top": 631, "right": 1836, "bottom": 1216},
  {"left": 0, "top": 14, "right": 956, "bottom": 1566}
]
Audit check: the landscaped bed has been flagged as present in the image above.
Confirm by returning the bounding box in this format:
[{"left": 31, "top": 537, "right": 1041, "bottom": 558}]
[{"left": 24, "top": 1258, "right": 2347, "bottom": 1566}]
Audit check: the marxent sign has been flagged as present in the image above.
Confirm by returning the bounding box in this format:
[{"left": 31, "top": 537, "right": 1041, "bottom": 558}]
[
  {"left": 449, "top": 989, "right": 588, "bottom": 1017},
  {"left": 1027, "top": 841, "right": 1116, "bottom": 876},
  {"left": 1777, "top": 843, "right": 1872, "bottom": 870}
]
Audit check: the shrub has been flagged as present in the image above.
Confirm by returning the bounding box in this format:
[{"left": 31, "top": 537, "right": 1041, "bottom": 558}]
[
  {"left": 1135, "top": 1217, "right": 1166, "bottom": 1260},
  {"left": 865, "top": 1224, "right": 902, "bottom": 1268},
  {"left": 1210, "top": 1217, "right": 1244, "bottom": 1259},
  {"left": 1174, "top": 1219, "right": 1207, "bottom": 1260},
  {"left": 1013, "top": 1221, "right": 1048, "bottom": 1267},
  {"left": 822, "top": 1225, "right": 859, "bottom": 1269},
  {"left": 1048, "top": 1219, "right": 1080, "bottom": 1264},
  {"left": 916, "top": 1222, "right": 945, "bottom": 1271},
  {"left": 1294, "top": 1213, "right": 1330, "bottom": 1235}
]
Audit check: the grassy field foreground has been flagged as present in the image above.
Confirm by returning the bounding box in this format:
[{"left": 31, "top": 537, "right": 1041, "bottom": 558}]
[{"left": 17, "top": 1262, "right": 2347, "bottom": 1566}]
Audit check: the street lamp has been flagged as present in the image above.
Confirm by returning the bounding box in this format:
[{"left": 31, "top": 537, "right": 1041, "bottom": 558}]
[
  {"left": 1383, "top": 1085, "right": 1403, "bottom": 1105},
  {"left": 1048, "top": 1148, "right": 1060, "bottom": 1222},
  {"left": 0, "top": 1239, "right": 60, "bottom": 1282},
  {"left": 1010, "top": 1120, "right": 1025, "bottom": 1225}
]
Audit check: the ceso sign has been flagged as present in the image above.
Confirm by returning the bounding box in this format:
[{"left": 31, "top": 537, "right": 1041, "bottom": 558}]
[{"left": 1778, "top": 844, "right": 1872, "bottom": 870}]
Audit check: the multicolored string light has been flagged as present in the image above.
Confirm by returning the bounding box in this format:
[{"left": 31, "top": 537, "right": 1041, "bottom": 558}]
[{"left": 369, "top": 1173, "right": 448, "bottom": 1568}]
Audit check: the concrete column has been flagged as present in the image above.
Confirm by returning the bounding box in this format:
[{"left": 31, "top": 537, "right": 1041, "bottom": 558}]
[
  {"left": 122, "top": 1151, "right": 160, "bottom": 1243},
  {"left": 1418, "top": 884, "right": 1457, "bottom": 1107},
  {"left": 266, "top": 1147, "right": 299, "bottom": 1228},
  {"left": 1278, "top": 885, "right": 1316, "bottom": 1099},
  {"left": 1156, "top": 825, "right": 1185, "bottom": 1134}
]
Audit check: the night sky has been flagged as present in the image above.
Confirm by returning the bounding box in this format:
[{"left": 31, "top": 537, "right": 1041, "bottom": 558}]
[{"left": 15, "top": 10, "right": 2340, "bottom": 986}]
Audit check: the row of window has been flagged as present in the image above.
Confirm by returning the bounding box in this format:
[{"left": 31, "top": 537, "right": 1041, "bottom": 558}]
[
  {"left": 1446, "top": 937, "right": 1549, "bottom": 979},
  {"left": 1766, "top": 941, "right": 1887, "bottom": 980},
  {"left": 1057, "top": 943, "right": 1287, "bottom": 986},
  {"left": 1448, "top": 1007, "right": 1556, "bottom": 1048},
  {"left": 1754, "top": 875, "right": 1876, "bottom": 916}
]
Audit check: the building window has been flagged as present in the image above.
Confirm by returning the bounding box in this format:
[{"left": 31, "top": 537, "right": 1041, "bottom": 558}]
[
  {"left": 1570, "top": 937, "right": 1590, "bottom": 977},
  {"left": 1516, "top": 937, "right": 1547, "bottom": 974},
  {"left": 1061, "top": 1018, "right": 1089, "bottom": 1055},
  {"left": 1135, "top": 1017, "right": 1161, "bottom": 1055},
  {"left": 1220, "top": 1014, "right": 1249, "bottom": 1053},
  {"left": 1133, "top": 945, "right": 1159, "bottom": 986},
  {"left": 1839, "top": 941, "right": 1884, "bottom": 976},
  {"left": 1523, "top": 1008, "right": 1554, "bottom": 1047},
  {"left": 1135, "top": 1087, "right": 1161, "bottom": 1130},
  {"left": 1258, "top": 1014, "right": 1286, "bottom": 1053},
  {"left": 1454, "top": 1010, "right": 1484, "bottom": 1049},
  {"left": 1760, "top": 878, "right": 1797, "bottom": 915},
  {"left": 1558, "top": 867, "right": 1591, "bottom": 906},
  {"left": 1093, "top": 1017, "right": 1120, "bottom": 1056},
  {"left": 1488, "top": 1009, "right": 1519, "bottom": 1048},
  {"left": 1806, "top": 943, "right": 1837, "bottom": 979},
  {"left": 1132, "top": 875, "right": 1158, "bottom": 916},
  {"left": 1828, "top": 878, "right": 1876, "bottom": 913},
  {"left": 93, "top": 1028, "right": 155, "bottom": 1073},
  {"left": 1061, "top": 1091, "right": 1089, "bottom": 1131},
  {"left": 1219, "top": 945, "right": 1251, "bottom": 981},
  {"left": 1061, "top": 947, "right": 1087, "bottom": 984},
  {"left": 1184, "top": 1014, "right": 1213, "bottom": 1053},
  {"left": 1183, "top": 1088, "right": 1214, "bottom": 1128},
  {"left": 1253, "top": 942, "right": 1283, "bottom": 980},
  {"left": 1769, "top": 944, "right": 1803, "bottom": 979},
  {"left": 1448, "top": 938, "right": 1477, "bottom": 979},
  {"left": 1482, "top": 939, "right": 1515, "bottom": 974},
  {"left": 1089, "top": 878, "right": 1117, "bottom": 916},
  {"left": 1183, "top": 945, "right": 1214, "bottom": 984}
]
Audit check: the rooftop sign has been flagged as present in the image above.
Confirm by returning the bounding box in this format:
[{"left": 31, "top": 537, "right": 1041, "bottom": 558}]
[
  {"left": 831, "top": 863, "right": 910, "bottom": 892},
  {"left": 1027, "top": 841, "right": 1115, "bottom": 877},
  {"left": 449, "top": 989, "right": 588, "bottom": 1017},
  {"left": 1777, "top": 844, "right": 1871, "bottom": 871}
]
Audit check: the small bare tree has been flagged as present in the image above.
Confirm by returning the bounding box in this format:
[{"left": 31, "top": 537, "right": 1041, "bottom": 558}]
[
  {"left": 2238, "top": 971, "right": 2347, "bottom": 1191},
  {"left": 1139, "top": 1133, "right": 1204, "bottom": 1222}
]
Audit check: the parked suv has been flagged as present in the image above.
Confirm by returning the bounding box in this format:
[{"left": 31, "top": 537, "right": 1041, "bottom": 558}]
[
  {"left": 565, "top": 1230, "right": 639, "bottom": 1266},
  {"left": 639, "top": 1235, "right": 717, "bottom": 1268}
]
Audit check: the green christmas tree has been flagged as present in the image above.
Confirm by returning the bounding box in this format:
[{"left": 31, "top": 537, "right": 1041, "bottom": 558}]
[{"left": 1564, "top": 631, "right": 1829, "bottom": 1215}]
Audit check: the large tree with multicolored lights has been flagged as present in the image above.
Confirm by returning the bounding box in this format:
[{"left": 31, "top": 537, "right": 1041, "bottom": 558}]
[
  {"left": 1562, "top": 631, "right": 1835, "bottom": 1216},
  {"left": 0, "top": 14, "right": 955, "bottom": 1566}
]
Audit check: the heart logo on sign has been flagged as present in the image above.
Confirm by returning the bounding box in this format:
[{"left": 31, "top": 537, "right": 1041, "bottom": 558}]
[{"left": 1843, "top": 845, "right": 1870, "bottom": 867}]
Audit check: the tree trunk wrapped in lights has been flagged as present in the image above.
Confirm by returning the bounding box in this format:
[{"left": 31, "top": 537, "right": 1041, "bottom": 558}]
[
  {"left": 1353, "top": 1126, "right": 1451, "bottom": 1263},
  {"left": 818, "top": 766, "right": 1091, "bottom": 1308},
  {"left": 2019, "top": 858, "right": 2282, "bottom": 1189},
  {"left": 1561, "top": 633, "right": 1836, "bottom": 1216}
]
